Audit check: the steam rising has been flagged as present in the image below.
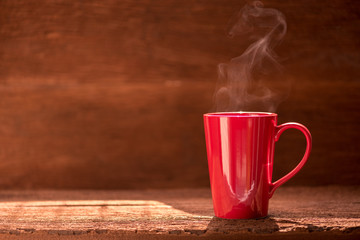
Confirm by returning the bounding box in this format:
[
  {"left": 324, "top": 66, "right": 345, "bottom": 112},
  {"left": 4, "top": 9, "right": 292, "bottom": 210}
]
[{"left": 214, "top": 1, "right": 287, "bottom": 112}]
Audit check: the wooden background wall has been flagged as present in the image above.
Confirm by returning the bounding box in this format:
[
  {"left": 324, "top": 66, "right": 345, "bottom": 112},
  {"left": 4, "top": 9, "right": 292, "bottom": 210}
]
[{"left": 0, "top": 0, "right": 359, "bottom": 189}]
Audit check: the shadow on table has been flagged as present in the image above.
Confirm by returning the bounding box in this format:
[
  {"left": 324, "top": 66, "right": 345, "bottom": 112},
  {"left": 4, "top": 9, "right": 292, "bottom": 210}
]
[{"left": 205, "top": 216, "right": 280, "bottom": 234}]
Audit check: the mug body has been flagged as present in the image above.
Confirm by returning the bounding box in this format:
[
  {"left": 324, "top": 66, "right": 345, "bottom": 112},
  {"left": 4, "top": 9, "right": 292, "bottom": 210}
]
[{"left": 204, "top": 112, "right": 277, "bottom": 219}]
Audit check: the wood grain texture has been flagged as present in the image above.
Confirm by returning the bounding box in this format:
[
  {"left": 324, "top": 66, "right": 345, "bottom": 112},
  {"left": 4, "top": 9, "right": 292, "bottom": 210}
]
[
  {"left": 0, "top": 187, "right": 359, "bottom": 239},
  {"left": 0, "top": 0, "right": 359, "bottom": 189}
]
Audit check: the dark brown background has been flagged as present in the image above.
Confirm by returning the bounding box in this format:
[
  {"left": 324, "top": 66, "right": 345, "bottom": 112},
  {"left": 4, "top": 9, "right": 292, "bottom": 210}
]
[{"left": 0, "top": 0, "right": 359, "bottom": 189}]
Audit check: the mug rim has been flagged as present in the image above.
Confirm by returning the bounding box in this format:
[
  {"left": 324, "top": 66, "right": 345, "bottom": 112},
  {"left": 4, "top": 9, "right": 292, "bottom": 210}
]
[{"left": 204, "top": 111, "right": 277, "bottom": 118}]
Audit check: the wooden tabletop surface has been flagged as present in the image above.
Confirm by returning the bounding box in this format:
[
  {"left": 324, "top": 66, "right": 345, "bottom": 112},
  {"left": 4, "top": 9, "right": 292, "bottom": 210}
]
[{"left": 0, "top": 186, "right": 359, "bottom": 239}]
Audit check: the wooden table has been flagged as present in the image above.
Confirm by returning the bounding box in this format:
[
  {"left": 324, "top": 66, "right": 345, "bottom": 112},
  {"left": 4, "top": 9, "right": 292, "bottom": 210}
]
[{"left": 0, "top": 186, "right": 359, "bottom": 239}]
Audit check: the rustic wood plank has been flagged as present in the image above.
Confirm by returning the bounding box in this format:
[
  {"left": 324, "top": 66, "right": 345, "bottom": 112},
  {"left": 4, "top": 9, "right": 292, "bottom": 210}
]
[
  {"left": 0, "top": 186, "right": 358, "bottom": 239},
  {"left": 0, "top": 0, "right": 359, "bottom": 189}
]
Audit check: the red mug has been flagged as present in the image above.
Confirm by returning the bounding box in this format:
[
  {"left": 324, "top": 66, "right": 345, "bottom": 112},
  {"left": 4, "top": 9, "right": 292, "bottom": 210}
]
[{"left": 203, "top": 112, "right": 312, "bottom": 219}]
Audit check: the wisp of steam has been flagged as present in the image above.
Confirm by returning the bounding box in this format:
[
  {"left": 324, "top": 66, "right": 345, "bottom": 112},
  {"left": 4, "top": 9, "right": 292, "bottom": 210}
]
[{"left": 214, "top": 1, "right": 287, "bottom": 112}]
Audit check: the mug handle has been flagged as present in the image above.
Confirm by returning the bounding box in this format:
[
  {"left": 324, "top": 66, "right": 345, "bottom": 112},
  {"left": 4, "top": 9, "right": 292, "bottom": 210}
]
[{"left": 269, "top": 122, "right": 312, "bottom": 198}]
